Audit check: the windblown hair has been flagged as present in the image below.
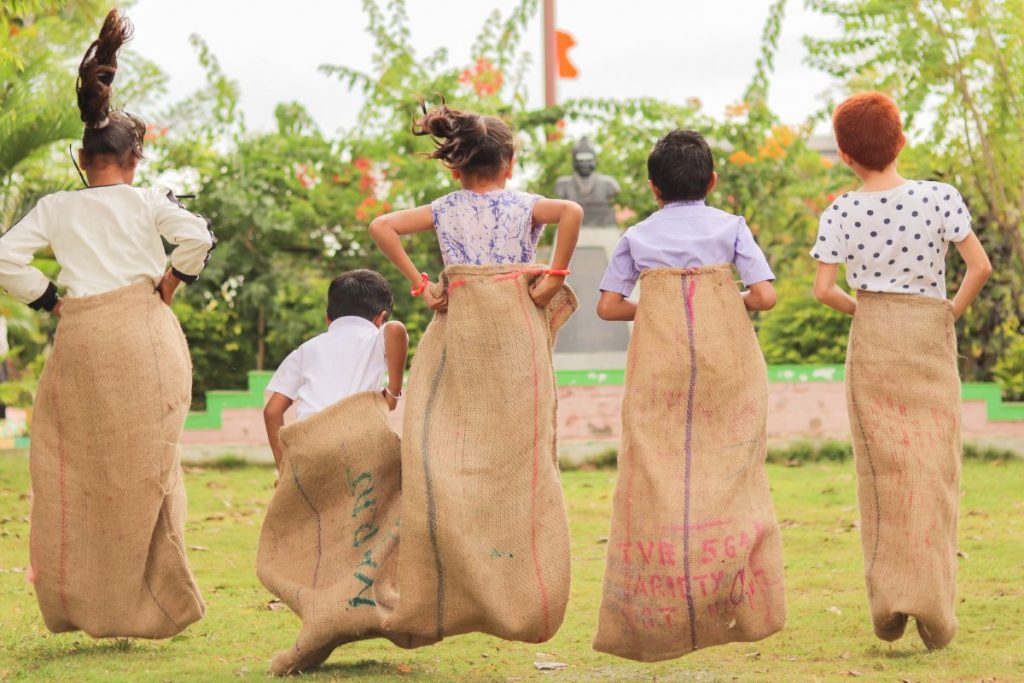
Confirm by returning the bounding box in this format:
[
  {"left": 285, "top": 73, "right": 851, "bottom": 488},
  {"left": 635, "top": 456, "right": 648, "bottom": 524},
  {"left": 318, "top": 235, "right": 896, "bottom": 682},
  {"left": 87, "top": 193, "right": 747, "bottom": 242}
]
[
  {"left": 832, "top": 92, "right": 905, "bottom": 172},
  {"left": 412, "top": 99, "right": 514, "bottom": 178},
  {"left": 76, "top": 9, "right": 146, "bottom": 167}
]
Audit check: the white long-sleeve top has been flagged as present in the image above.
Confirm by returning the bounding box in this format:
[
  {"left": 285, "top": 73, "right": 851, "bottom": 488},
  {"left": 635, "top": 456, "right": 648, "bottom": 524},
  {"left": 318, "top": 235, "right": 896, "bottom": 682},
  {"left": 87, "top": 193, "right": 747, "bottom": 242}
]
[{"left": 0, "top": 184, "right": 215, "bottom": 310}]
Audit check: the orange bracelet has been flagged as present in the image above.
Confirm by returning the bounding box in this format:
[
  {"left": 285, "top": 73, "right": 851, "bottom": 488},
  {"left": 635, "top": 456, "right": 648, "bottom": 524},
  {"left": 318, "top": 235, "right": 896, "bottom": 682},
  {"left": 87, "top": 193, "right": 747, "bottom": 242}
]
[
  {"left": 410, "top": 272, "right": 429, "bottom": 297},
  {"left": 545, "top": 269, "right": 571, "bottom": 277}
]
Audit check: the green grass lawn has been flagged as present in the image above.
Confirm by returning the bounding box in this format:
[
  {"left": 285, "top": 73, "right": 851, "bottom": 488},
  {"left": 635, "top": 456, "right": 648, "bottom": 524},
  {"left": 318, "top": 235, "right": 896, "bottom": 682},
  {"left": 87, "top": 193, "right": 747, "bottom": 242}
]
[{"left": 1, "top": 454, "right": 1022, "bottom": 682}]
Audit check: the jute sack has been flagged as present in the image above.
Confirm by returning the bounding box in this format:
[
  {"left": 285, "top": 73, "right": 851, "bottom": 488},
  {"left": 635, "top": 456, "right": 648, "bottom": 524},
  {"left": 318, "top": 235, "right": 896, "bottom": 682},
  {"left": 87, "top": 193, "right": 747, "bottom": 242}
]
[
  {"left": 388, "top": 264, "right": 577, "bottom": 643},
  {"left": 846, "top": 292, "right": 961, "bottom": 649},
  {"left": 29, "top": 282, "right": 204, "bottom": 638},
  {"left": 593, "top": 266, "right": 786, "bottom": 662},
  {"left": 257, "top": 391, "right": 432, "bottom": 675}
]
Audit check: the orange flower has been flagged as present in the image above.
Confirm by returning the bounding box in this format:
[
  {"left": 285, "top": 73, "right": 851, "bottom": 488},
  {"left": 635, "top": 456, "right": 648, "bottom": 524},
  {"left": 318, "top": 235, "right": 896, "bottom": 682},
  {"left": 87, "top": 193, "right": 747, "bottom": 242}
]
[
  {"left": 757, "top": 138, "right": 786, "bottom": 161},
  {"left": 725, "top": 101, "right": 750, "bottom": 118},
  {"left": 820, "top": 156, "right": 834, "bottom": 169},
  {"left": 728, "top": 150, "right": 756, "bottom": 166},
  {"left": 770, "top": 124, "right": 796, "bottom": 147},
  {"left": 353, "top": 157, "right": 371, "bottom": 171}
]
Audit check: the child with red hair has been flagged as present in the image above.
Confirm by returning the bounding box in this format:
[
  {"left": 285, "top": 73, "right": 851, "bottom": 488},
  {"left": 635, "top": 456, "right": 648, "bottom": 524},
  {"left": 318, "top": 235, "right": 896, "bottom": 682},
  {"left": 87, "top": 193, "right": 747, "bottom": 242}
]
[{"left": 811, "top": 92, "right": 991, "bottom": 650}]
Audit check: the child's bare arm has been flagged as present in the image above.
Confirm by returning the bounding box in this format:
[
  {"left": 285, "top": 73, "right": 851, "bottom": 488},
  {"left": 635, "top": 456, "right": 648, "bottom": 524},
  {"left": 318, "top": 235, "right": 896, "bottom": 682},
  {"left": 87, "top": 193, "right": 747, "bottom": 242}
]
[
  {"left": 263, "top": 392, "right": 293, "bottom": 471},
  {"left": 813, "top": 262, "right": 857, "bottom": 316},
  {"left": 742, "top": 280, "right": 777, "bottom": 311},
  {"left": 369, "top": 205, "right": 436, "bottom": 288},
  {"left": 530, "top": 199, "right": 583, "bottom": 306},
  {"left": 382, "top": 321, "right": 409, "bottom": 410},
  {"left": 950, "top": 233, "right": 992, "bottom": 320},
  {"left": 597, "top": 290, "right": 637, "bottom": 321}
]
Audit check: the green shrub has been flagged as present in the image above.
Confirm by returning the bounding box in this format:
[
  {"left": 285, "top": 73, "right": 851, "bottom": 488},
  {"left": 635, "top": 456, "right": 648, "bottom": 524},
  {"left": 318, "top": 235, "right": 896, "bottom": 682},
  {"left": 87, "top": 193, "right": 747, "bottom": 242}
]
[{"left": 757, "top": 274, "right": 851, "bottom": 365}]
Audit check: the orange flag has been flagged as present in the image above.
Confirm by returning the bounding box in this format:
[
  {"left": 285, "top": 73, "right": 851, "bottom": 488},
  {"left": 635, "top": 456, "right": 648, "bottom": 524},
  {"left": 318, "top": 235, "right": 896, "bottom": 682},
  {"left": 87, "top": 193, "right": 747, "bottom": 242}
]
[{"left": 556, "top": 30, "right": 578, "bottom": 78}]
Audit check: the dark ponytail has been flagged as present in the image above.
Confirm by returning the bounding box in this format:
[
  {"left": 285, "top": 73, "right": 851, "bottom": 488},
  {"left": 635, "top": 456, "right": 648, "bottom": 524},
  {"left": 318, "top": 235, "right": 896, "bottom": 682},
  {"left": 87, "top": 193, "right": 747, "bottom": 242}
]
[
  {"left": 412, "top": 98, "right": 514, "bottom": 178},
  {"left": 76, "top": 9, "right": 146, "bottom": 167}
]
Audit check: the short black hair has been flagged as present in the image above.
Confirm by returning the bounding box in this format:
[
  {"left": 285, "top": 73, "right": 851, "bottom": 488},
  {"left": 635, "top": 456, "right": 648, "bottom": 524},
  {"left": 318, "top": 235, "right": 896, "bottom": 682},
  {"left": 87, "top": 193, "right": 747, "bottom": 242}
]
[
  {"left": 647, "top": 129, "right": 714, "bottom": 202},
  {"left": 327, "top": 269, "right": 394, "bottom": 322}
]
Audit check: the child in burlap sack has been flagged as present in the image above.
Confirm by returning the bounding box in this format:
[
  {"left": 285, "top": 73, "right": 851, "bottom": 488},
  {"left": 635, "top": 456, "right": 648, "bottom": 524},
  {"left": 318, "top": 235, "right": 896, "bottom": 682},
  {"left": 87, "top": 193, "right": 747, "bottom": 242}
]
[
  {"left": 0, "top": 10, "right": 214, "bottom": 639},
  {"left": 811, "top": 92, "right": 992, "bottom": 649},
  {"left": 258, "top": 270, "right": 414, "bottom": 675},
  {"left": 592, "top": 130, "right": 784, "bottom": 662},
  {"left": 263, "top": 269, "right": 408, "bottom": 470},
  {"left": 368, "top": 100, "right": 582, "bottom": 643}
]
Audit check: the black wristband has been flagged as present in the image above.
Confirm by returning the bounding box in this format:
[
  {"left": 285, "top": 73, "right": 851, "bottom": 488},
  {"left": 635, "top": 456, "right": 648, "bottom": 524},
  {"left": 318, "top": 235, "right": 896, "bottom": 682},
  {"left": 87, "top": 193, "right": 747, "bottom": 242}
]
[
  {"left": 28, "top": 282, "right": 59, "bottom": 311},
  {"left": 171, "top": 267, "right": 199, "bottom": 285}
]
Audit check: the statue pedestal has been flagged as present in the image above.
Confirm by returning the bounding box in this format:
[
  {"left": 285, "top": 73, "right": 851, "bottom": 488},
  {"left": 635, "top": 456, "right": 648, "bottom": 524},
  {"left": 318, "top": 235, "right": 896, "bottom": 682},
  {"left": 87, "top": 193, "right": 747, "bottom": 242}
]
[{"left": 549, "top": 224, "right": 633, "bottom": 371}]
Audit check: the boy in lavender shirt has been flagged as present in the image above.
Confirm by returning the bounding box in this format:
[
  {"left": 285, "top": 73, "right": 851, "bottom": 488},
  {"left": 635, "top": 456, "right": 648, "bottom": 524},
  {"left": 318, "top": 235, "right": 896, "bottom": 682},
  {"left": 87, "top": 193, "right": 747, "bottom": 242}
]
[{"left": 597, "top": 129, "right": 776, "bottom": 319}]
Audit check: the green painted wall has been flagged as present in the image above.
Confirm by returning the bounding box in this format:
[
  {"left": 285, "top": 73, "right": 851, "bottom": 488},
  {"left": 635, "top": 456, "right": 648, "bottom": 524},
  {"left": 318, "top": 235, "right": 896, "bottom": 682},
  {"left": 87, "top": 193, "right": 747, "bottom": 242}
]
[{"left": 182, "top": 366, "right": 1022, "bottom": 430}]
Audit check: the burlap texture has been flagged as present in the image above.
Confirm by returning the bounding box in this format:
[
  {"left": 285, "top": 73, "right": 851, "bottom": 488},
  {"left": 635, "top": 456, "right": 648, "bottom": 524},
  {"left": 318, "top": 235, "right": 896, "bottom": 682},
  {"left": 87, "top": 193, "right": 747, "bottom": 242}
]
[
  {"left": 29, "top": 282, "right": 204, "bottom": 638},
  {"left": 389, "top": 264, "right": 577, "bottom": 644},
  {"left": 593, "top": 266, "right": 785, "bottom": 662},
  {"left": 846, "top": 291, "right": 961, "bottom": 649},
  {"left": 258, "top": 391, "right": 431, "bottom": 675}
]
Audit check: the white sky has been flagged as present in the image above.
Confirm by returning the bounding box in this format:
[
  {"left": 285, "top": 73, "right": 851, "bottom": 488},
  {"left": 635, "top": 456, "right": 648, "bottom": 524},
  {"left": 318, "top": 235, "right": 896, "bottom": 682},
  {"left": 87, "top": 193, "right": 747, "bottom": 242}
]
[{"left": 128, "top": 0, "right": 842, "bottom": 134}]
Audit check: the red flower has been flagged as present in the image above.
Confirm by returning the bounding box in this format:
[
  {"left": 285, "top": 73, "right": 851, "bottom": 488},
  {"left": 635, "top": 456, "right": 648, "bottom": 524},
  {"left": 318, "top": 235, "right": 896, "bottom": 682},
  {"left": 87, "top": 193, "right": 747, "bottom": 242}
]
[
  {"left": 460, "top": 57, "right": 504, "bottom": 97},
  {"left": 354, "top": 157, "right": 371, "bottom": 171},
  {"left": 143, "top": 123, "right": 168, "bottom": 141}
]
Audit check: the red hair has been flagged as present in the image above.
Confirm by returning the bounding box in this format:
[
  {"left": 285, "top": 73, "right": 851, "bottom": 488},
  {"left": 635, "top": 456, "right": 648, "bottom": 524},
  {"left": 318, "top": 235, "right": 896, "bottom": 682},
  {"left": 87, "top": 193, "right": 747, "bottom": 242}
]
[{"left": 832, "top": 92, "right": 904, "bottom": 171}]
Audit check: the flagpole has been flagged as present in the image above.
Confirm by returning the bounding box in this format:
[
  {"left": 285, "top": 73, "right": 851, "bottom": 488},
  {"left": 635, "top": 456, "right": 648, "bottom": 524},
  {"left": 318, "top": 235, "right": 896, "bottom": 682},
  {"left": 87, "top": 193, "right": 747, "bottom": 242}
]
[{"left": 544, "top": 0, "right": 557, "bottom": 107}]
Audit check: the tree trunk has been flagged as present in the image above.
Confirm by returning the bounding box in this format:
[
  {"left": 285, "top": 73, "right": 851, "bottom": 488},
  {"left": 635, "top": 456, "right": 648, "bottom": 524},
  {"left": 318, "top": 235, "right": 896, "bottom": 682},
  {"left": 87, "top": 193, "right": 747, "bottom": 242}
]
[{"left": 256, "top": 304, "right": 266, "bottom": 371}]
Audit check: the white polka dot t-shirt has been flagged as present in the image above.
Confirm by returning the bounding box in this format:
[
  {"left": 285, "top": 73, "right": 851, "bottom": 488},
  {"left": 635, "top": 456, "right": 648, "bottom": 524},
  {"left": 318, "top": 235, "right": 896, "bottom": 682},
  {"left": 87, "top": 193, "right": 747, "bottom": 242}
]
[{"left": 811, "top": 180, "right": 972, "bottom": 299}]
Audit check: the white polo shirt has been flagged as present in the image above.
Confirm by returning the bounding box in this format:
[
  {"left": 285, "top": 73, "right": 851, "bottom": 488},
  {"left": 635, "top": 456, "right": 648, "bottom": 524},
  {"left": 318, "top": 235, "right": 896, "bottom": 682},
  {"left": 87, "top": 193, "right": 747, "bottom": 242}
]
[{"left": 266, "top": 316, "right": 388, "bottom": 420}]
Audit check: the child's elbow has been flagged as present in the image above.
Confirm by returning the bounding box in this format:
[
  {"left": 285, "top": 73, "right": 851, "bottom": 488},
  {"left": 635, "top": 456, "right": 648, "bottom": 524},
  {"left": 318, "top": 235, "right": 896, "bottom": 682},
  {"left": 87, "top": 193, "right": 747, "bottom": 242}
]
[
  {"left": 263, "top": 403, "right": 282, "bottom": 423},
  {"left": 758, "top": 289, "right": 777, "bottom": 311},
  {"left": 812, "top": 284, "right": 831, "bottom": 303},
  {"left": 977, "top": 258, "right": 994, "bottom": 280},
  {"left": 596, "top": 299, "right": 614, "bottom": 320},
  {"left": 368, "top": 216, "right": 390, "bottom": 240}
]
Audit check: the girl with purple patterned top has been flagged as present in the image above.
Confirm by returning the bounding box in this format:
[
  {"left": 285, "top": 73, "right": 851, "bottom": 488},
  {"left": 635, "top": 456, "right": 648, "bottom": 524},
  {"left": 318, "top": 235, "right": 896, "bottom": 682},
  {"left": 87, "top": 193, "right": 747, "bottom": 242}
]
[{"left": 369, "top": 102, "right": 582, "bottom": 309}]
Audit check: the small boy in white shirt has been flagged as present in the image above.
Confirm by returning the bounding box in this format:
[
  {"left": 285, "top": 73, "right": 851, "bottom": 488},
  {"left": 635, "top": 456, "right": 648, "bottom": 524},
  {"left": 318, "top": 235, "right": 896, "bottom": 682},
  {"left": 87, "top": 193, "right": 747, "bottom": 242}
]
[{"left": 263, "top": 269, "right": 408, "bottom": 470}]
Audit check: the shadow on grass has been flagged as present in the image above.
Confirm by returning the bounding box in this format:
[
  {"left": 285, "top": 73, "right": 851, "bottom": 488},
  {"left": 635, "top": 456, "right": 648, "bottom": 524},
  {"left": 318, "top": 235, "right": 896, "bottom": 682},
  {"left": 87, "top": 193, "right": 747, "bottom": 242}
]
[
  {"left": 315, "top": 658, "right": 420, "bottom": 678},
  {"left": 864, "top": 642, "right": 942, "bottom": 660},
  {"left": 16, "top": 634, "right": 167, "bottom": 663}
]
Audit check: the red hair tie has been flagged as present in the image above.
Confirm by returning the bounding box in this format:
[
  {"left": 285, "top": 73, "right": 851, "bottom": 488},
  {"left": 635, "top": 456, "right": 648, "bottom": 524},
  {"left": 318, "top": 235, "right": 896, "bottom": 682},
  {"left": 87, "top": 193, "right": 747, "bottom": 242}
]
[
  {"left": 410, "top": 272, "right": 430, "bottom": 297},
  {"left": 545, "top": 269, "right": 571, "bottom": 277}
]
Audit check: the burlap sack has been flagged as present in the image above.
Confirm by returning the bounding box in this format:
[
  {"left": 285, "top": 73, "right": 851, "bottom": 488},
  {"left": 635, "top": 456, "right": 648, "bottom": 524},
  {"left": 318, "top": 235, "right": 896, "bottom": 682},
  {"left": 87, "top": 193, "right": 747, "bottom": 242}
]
[
  {"left": 846, "top": 292, "right": 961, "bottom": 649},
  {"left": 389, "top": 264, "right": 577, "bottom": 643},
  {"left": 29, "top": 282, "right": 204, "bottom": 638},
  {"left": 593, "top": 265, "right": 786, "bottom": 662},
  {"left": 258, "top": 391, "right": 430, "bottom": 675}
]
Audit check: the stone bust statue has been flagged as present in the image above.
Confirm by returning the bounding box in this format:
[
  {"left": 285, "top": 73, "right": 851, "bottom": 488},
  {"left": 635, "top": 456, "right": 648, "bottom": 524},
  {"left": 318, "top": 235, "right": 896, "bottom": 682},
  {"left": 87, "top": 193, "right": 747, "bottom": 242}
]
[{"left": 554, "top": 137, "right": 620, "bottom": 226}]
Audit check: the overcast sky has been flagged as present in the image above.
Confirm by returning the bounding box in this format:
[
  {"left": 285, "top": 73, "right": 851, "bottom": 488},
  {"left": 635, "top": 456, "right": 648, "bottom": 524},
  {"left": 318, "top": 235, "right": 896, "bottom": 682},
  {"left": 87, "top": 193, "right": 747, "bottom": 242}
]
[{"left": 128, "top": 0, "right": 842, "bottom": 134}]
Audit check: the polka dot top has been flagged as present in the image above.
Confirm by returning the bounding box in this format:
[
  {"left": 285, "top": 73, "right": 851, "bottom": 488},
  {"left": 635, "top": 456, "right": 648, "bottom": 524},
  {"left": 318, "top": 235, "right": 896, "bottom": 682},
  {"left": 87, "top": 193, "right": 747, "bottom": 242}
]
[{"left": 811, "top": 180, "right": 972, "bottom": 299}]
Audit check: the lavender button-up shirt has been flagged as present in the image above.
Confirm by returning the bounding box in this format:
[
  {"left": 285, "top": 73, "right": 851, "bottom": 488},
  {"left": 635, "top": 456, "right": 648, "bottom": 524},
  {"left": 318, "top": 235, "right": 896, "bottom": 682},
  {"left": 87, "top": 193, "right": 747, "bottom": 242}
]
[{"left": 599, "top": 200, "right": 775, "bottom": 296}]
